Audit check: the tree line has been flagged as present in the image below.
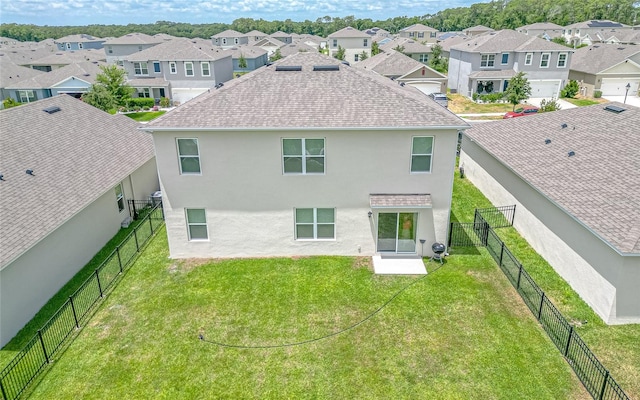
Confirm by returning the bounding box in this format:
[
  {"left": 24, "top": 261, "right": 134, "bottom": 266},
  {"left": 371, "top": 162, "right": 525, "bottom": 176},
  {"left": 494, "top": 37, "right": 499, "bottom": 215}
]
[{"left": 1, "top": 0, "right": 637, "bottom": 42}]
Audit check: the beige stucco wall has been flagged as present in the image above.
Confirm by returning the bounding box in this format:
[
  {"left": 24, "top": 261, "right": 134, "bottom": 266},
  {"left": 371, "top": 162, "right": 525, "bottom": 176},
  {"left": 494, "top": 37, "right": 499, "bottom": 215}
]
[
  {"left": 329, "top": 37, "right": 369, "bottom": 63},
  {"left": 153, "top": 128, "right": 459, "bottom": 259},
  {"left": 460, "top": 138, "right": 640, "bottom": 324}
]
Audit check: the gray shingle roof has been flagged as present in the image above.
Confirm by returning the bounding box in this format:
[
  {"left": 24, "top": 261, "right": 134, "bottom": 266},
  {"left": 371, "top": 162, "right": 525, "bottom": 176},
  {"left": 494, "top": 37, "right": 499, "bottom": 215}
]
[
  {"left": 5, "top": 61, "right": 107, "bottom": 89},
  {"left": 517, "top": 22, "right": 564, "bottom": 30},
  {"left": 400, "top": 24, "right": 438, "bottom": 33},
  {"left": 0, "top": 57, "right": 45, "bottom": 87},
  {"left": 565, "top": 20, "right": 629, "bottom": 29},
  {"left": 0, "top": 95, "right": 156, "bottom": 268},
  {"left": 451, "top": 29, "right": 571, "bottom": 53},
  {"left": 370, "top": 194, "right": 432, "bottom": 208},
  {"left": 354, "top": 50, "right": 428, "bottom": 77},
  {"left": 125, "top": 38, "right": 230, "bottom": 62},
  {"left": 212, "top": 30, "right": 246, "bottom": 38},
  {"left": 570, "top": 44, "right": 640, "bottom": 74},
  {"left": 26, "top": 49, "right": 105, "bottom": 66},
  {"left": 223, "top": 45, "right": 268, "bottom": 58},
  {"left": 54, "top": 34, "right": 104, "bottom": 43},
  {"left": 103, "top": 33, "right": 162, "bottom": 45},
  {"left": 380, "top": 38, "right": 432, "bottom": 54},
  {"left": 144, "top": 52, "right": 467, "bottom": 130},
  {"left": 328, "top": 27, "right": 370, "bottom": 39},
  {"left": 464, "top": 103, "right": 640, "bottom": 254}
]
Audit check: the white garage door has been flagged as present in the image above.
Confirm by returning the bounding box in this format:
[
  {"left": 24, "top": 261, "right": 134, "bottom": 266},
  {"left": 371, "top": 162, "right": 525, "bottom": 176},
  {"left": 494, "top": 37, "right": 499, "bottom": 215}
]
[
  {"left": 171, "top": 88, "right": 209, "bottom": 105},
  {"left": 600, "top": 78, "right": 640, "bottom": 96},
  {"left": 529, "top": 80, "right": 561, "bottom": 99},
  {"left": 408, "top": 82, "right": 443, "bottom": 95}
]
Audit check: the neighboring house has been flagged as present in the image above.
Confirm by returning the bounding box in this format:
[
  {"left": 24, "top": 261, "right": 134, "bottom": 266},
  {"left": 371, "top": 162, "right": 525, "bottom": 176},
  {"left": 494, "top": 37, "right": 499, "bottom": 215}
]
[
  {"left": 569, "top": 44, "right": 640, "bottom": 97},
  {"left": 327, "top": 26, "right": 371, "bottom": 63},
  {"left": 0, "top": 57, "right": 45, "bottom": 102},
  {"left": 271, "top": 31, "right": 293, "bottom": 44},
  {"left": 122, "top": 37, "right": 233, "bottom": 104},
  {"left": 21, "top": 49, "right": 105, "bottom": 72},
  {"left": 363, "top": 27, "right": 391, "bottom": 38},
  {"left": 462, "top": 25, "right": 494, "bottom": 37},
  {"left": 438, "top": 35, "right": 468, "bottom": 59},
  {"left": 459, "top": 103, "right": 640, "bottom": 324},
  {"left": 355, "top": 50, "right": 448, "bottom": 94},
  {"left": 448, "top": 30, "right": 572, "bottom": 98},
  {"left": 380, "top": 38, "right": 433, "bottom": 64},
  {"left": 253, "top": 36, "right": 286, "bottom": 56},
  {"left": 141, "top": 52, "right": 468, "bottom": 261},
  {"left": 5, "top": 60, "right": 107, "bottom": 102},
  {"left": 562, "top": 20, "right": 632, "bottom": 46},
  {"left": 211, "top": 30, "right": 248, "bottom": 48},
  {"left": 103, "top": 33, "right": 162, "bottom": 64},
  {"left": 246, "top": 30, "right": 268, "bottom": 43},
  {"left": 278, "top": 42, "right": 318, "bottom": 58},
  {"left": 398, "top": 23, "right": 439, "bottom": 44},
  {"left": 516, "top": 22, "right": 564, "bottom": 40},
  {"left": 0, "top": 40, "right": 57, "bottom": 66},
  {"left": 598, "top": 30, "right": 640, "bottom": 45},
  {"left": 54, "top": 34, "right": 106, "bottom": 51},
  {"left": 224, "top": 46, "right": 269, "bottom": 73},
  {"left": 0, "top": 94, "right": 159, "bottom": 347}
]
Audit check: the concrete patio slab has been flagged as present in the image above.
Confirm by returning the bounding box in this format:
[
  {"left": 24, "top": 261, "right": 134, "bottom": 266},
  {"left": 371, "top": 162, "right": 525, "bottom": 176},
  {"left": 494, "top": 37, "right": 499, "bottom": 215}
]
[{"left": 372, "top": 255, "right": 427, "bottom": 275}]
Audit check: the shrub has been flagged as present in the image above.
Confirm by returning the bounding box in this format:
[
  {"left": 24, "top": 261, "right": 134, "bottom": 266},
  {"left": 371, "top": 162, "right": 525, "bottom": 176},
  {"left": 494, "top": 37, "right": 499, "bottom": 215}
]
[
  {"left": 126, "top": 97, "right": 154, "bottom": 109},
  {"left": 560, "top": 80, "right": 579, "bottom": 98},
  {"left": 2, "top": 98, "right": 21, "bottom": 109},
  {"left": 472, "top": 92, "right": 479, "bottom": 102},
  {"left": 594, "top": 90, "right": 602, "bottom": 98},
  {"left": 479, "top": 92, "right": 505, "bottom": 103},
  {"left": 539, "top": 98, "right": 561, "bottom": 112},
  {"left": 159, "top": 97, "right": 170, "bottom": 107},
  {"left": 143, "top": 106, "right": 150, "bottom": 111}
]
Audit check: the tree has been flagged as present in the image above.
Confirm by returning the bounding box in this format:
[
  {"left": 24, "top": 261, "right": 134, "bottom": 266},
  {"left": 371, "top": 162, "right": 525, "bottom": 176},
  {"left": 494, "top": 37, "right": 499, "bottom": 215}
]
[
  {"left": 560, "top": 80, "right": 579, "bottom": 98},
  {"left": 359, "top": 51, "right": 369, "bottom": 61},
  {"left": 238, "top": 53, "right": 247, "bottom": 69},
  {"left": 393, "top": 45, "right": 406, "bottom": 54},
  {"left": 371, "top": 41, "right": 380, "bottom": 56},
  {"left": 428, "top": 43, "right": 448, "bottom": 73},
  {"left": 270, "top": 48, "right": 283, "bottom": 62},
  {"left": 551, "top": 36, "right": 570, "bottom": 47},
  {"left": 334, "top": 45, "right": 345, "bottom": 60},
  {"left": 82, "top": 64, "right": 133, "bottom": 112},
  {"left": 503, "top": 71, "right": 532, "bottom": 110}
]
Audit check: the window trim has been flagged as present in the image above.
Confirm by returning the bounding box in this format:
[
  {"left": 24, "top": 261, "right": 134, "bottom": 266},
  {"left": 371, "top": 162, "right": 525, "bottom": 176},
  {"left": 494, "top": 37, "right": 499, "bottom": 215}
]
[
  {"left": 185, "top": 62, "right": 194, "bottom": 76},
  {"left": 501, "top": 53, "right": 509, "bottom": 65},
  {"left": 282, "top": 138, "right": 325, "bottom": 175},
  {"left": 17, "top": 90, "right": 36, "bottom": 103},
  {"left": 78, "top": 43, "right": 83, "bottom": 49},
  {"left": 557, "top": 52, "right": 568, "bottom": 68},
  {"left": 332, "top": 39, "right": 337, "bottom": 48},
  {"left": 410, "top": 136, "right": 434, "bottom": 173},
  {"left": 480, "top": 54, "right": 495, "bottom": 68},
  {"left": 294, "top": 208, "right": 336, "bottom": 240},
  {"left": 185, "top": 208, "right": 208, "bottom": 241},
  {"left": 115, "top": 183, "right": 125, "bottom": 213},
  {"left": 169, "top": 61, "right": 177, "bottom": 74},
  {"left": 134, "top": 62, "right": 149, "bottom": 76},
  {"left": 419, "top": 54, "right": 428, "bottom": 63},
  {"left": 176, "top": 138, "right": 201, "bottom": 175},
  {"left": 524, "top": 52, "right": 533, "bottom": 66},
  {"left": 201, "top": 61, "right": 210, "bottom": 76},
  {"left": 540, "top": 52, "right": 551, "bottom": 68},
  {"left": 153, "top": 61, "right": 161, "bottom": 73},
  {"left": 363, "top": 38, "right": 368, "bottom": 47},
  {"left": 354, "top": 53, "right": 359, "bottom": 62}
]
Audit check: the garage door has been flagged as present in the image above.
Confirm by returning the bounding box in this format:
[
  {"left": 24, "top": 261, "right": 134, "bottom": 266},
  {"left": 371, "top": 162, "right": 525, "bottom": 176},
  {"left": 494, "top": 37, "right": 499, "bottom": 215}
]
[
  {"left": 408, "top": 82, "right": 443, "bottom": 95},
  {"left": 600, "top": 78, "right": 640, "bottom": 96},
  {"left": 171, "top": 88, "right": 209, "bottom": 105},
  {"left": 529, "top": 80, "right": 561, "bottom": 98}
]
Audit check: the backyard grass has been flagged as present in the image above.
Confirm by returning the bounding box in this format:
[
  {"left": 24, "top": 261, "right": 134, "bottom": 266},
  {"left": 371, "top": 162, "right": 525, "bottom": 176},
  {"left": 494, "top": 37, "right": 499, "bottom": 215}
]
[
  {"left": 448, "top": 93, "right": 515, "bottom": 114},
  {"left": 123, "top": 110, "right": 166, "bottom": 122},
  {"left": 562, "top": 97, "right": 606, "bottom": 107},
  {"left": 452, "top": 169, "right": 640, "bottom": 398},
  {"left": 23, "top": 229, "right": 587, "bottom": 399}
]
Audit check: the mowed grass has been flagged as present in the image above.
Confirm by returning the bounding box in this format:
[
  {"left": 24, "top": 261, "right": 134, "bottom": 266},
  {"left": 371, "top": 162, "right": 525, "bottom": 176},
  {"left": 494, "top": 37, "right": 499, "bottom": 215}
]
[
  {"left": 22, "top": 228, "right": 587, "bottom": 399},
  {"left": 452, "top": 169, "right": 640, "bottom": 398},
  {"left": 123, "top": 111, "right": 166, "bottom": 122},
  {"left": 448, "top": 93, "right": 515, "bottom": 114}
]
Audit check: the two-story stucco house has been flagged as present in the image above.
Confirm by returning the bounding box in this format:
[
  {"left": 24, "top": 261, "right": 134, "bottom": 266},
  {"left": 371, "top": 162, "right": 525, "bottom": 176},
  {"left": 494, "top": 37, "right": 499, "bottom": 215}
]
[
  {"left": 380, "top": 38, "right": 433, "bottom": 65},
  {"left": 103, "top": 33, "right": 163, "bottom": 64},
  {"left": 562, "top": 20, "right": 632, "bottom": 47},
  {"left": 448, "top": 30, "right": 572, "bottom": 99},
  {"left": 211, "top": 30, "right": 248, "bottom": 48},
  {"left": 122, "top": 38, "right": 233, "bottom": 104},
  {"left": 54, "top": 34, "right": 106, "bottom": 51},
  {"left": 327, "top": 27, "right": 371, "bottom": 63},
  {"left": 0, "top": 95, "right": 159, "bottom": 347},
  {"left": 516, "top": 22, "right": 564, "bottom": 40},
  {"left": 141, "top": 52, "right": 468, "bottom": 267},
  {"left": 398, "top": 24, "right": 439, "bottom": 44}
]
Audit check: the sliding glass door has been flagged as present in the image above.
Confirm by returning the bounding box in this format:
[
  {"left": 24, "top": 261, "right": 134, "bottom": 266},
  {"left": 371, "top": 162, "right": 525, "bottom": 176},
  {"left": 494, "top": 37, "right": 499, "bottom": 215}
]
[{"left": 377, "top": 212, "right": 417, "bottom": 253}]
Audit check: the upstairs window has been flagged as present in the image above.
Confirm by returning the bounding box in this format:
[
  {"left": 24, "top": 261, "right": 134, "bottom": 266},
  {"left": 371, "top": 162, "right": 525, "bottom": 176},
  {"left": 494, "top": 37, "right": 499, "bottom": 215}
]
[
  {"left": 480, "top": 54, "right": 495, "bottom": 67},
  {"left": 201, "top": 62, "right": 210, "bottom": 76},
  {"left": 411, "top": 136, "right": 434, "bottom": 173},
  {"left": 418, "top": 32, "right": 424, "bottom": 38},
  {"left": 363, "top": 38, "right": 368, "bottom": 47},
  {"left": 153, "top": 61, "right": 161, "bottom": 73},
  {"left": 332, "top": 39, "right": 338, "bottom": 48},
  {"left": 185, "top": 62, "right": 194, "bottom": 76},
  {"left": 419, "top": 54, "right": 428, "bottom": 63},
  {"left": 557, "top": 53, "right": 568, "bottom": 68},
  {"left": 78, "top": 43, "right": 83, "bottom": 49},
  {"left": 282, "top": 138, "right": 325, "bottom": 174},
  {"left": 169, "top": 62, "right": 177, "bottom": 74},
  {"left": 177, "top": 138, "right": 201, "bottom": 174},
  {"left": 524, "top": 53, "right": 533, "bottom": 65},
  {"left": 134, "top": 62, "right": 148, "bottom": 75},
  {"left": 107, "top": 45, "right": 113, "bottom": 54},
  {"left": 540, "top": 53, "right": 550, "bottom": 68},
  {"left": 501, "top": 53, "right": 509, "bottom": 64}
]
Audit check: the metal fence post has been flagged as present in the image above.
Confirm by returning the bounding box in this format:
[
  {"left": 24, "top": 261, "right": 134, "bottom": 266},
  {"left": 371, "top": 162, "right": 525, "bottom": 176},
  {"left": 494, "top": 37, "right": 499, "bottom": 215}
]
[
  {"left": 448, "top": 222, "right": 453, "bottom": 247},
  {"left": 599, "top": 370, "right": 609, "bottom": 400},
  {"left": 95, "top": 269, "right": 103, "bottom": 298},
  {"left": 134, "top": 228, "right": 139, "bottom": 251},
  {"left": 511, "top": 204, "right": 516, "bottom": 225},
  {"left": 499, "top": 242, "right": 505, "bottom": 267},
  {"left": 537, "top": 292, "right": 546, "bottom": 320},
  {"left": 69, "top": 296, "right": 79, "bottom": 329},
  {"left": 516, "top": 265, "right": 523, "bottom": 289},
  {"left": 116, "top": 245, "right": 123, "bottom": 273},
  {"left": 38, "top": 329, "right": 50, "bottom": 364},
  {"left": 149, "top": 214, "right": 154, "bottom": 234}
]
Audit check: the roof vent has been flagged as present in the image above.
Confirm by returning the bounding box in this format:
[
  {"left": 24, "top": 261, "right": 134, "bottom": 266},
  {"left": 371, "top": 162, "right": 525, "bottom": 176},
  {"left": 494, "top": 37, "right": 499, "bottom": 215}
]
[
  {"left": 545, "top": 139, "right": 551, "bottom": 144},
  {"left": 604, "top": 105, "right": 626, "bottom": 113},
  {"left": 313, "top": 65, "right": 339, "bottom": 71},
  {"left": 26, "top": 169, "right": 35, "bottom": 176},
  {"left": 561, "top": 123, "right": 568, "bottom": 129},
  {"left": 0, "top": 174, "right": 4, "bottom": 181},
  {"left": 43, "top": 106, "right": 61, "bottom": 114},
  {"left": 275, "top": 65, "right": 302, "bottom": 71},
  {"left": 568, "top": 151, "right": 575, "bottom": 157},
  {"left": 215, "top": 82, "right": 224, "bottom": 89}
]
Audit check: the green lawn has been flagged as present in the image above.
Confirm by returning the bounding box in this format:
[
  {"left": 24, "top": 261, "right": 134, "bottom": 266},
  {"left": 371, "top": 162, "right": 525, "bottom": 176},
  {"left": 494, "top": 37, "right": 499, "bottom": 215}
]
[
  {"left": 452, "top": 170, "right": 640, "bottom": 399},
  {"left": 448, "top": 94, "right": 514, "bottom": 114},
  {"left": 123, "top": 111, "right": 166, "bottom": 122},
  {"left": 562, "top": 98, "right": 601, "bottom": 107}
]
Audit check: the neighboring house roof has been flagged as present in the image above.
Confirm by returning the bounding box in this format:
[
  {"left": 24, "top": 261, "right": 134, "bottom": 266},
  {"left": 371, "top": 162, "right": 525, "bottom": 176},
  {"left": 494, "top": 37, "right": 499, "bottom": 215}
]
[
  {"left": 565, "top": 20, "right": 629, "bottom": 29},
  {"left": 5, "top": 61, "right": 107, "bottom": 89},
  {"left": 278, "top": 42, "right": 318, "bottom": 57},
  {"left": 153, "top": 33, "right": 178, "bottom": 41},
  {"left": 600, "top": 30, "right": 640, "bottom": 44},
  {"left": 25, "top": 49, "right": 106, "bottom": 66},
  {"left": 54, "top": 34, "right": 104, "bottom": 43},
  {"left": 400, "top": 23, "right": 438, "bottom": 32},
  {"left": 124, "top": 38, "right": 230, "bottom": 62},
  {"left": 517, "top": 22, "right": 564, "bottom": 31},
  {"left": 0, "top": 57, "right": 45, "bottom": 87},
  {"left": 570, "top": 44, "right": 640, "bottom": 74},
  {"left": 355, "top": 50, "right": 437, "bottom": 78},
  {"left": 212, "top": 30, "right": 246, "bottom": 38},
  {"left": 128, "top": 77, "right": 170, "bottom": 87},
  {"left": 464, "top": 25, "right": 494, "bottom": 33},
  {"left": 451, "top": 29, "right": 571, "bottom": 53},
  {"left": 103, "top": 32, "right": 162, "bottom": 45},
  {"left": 246, "top": 30, "right": 267, "bottom": 37},
  {"left": 271, "top": 31, "right": 291, "bottom": 38},
  {"left": 464, "top": 102, "right": 640, "bottom": 254},
  {"left": 437, "top": 32, "right": 465, "bottom": 41},
  {"left": 363, "top": 27, "right": 391, "bottom": 36},
  {"left": 438, "top": 35, "right": 468, "bottom": 52},
  {"left": 328, "top": 26, "right": 370, "bottom": 39},
  {"left": 0, "top": 95, "right": 156, "bottom": 268},
  {"left": 380, "top": 38, "right": 431, "bottom": 54},
  {"left": 224, "top": 45, "right": 268, "bottom": 59},
  {"left": 143, "top": 52, "right": 468, "bottom": 130},
  {"left": 468, "top": 70, "right": 516, "bottom": 79}
]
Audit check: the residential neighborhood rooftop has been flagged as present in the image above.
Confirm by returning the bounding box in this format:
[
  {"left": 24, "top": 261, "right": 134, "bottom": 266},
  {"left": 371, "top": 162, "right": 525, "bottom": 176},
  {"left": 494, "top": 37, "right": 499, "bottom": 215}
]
[
  {"left": 451, "top": 29, "right": 571, "bottom": 53},
  {"left": 5, "top": 60, "right": 107, "bottom": 89},
  {"left": 570, "top": 44, "right": 640, "bottom": 74},
  {"left": 103, "top": 32, "right": 162, "bottom": 45},
  {"left": 124, "top": 37, "right": 230, "bottom": 62},
  {"left": 328, "top": 26, "right": 371, "bottom": 39}
]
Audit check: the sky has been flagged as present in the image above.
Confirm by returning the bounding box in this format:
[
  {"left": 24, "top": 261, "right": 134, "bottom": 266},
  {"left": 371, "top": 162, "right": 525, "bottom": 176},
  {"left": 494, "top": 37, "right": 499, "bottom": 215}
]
[{"left": 0, "top": 0, "right": 488, "bottom": 26}]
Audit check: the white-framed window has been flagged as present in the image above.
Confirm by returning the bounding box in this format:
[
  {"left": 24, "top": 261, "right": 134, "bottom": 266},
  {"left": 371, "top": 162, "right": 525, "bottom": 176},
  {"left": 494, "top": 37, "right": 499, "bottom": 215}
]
[
  {"left": 480, "top": 54, "right": 495, "bottom": 67},
  {"left": 185, "top": 62, "right": 194, "bottom": 76},
  {"left": 430, "top": 32, "right": 437, "bottom": 38},
  {"left": 234, "top": 38, "right": 239, "bottom": 44},
  {"left": 557, "top": 52, "right": 568, "bottom": 68},
  {"left": 409, "top": 32, "right": 415, "bottom": 37},
  {"left": 66, "top": 43, "right": 71, "bottom": 49},
  {"left": 222, "top": 38, "right": 227, "bottom": 45},
  {"left": 354, "top": 53, "right": 359, "bottom": 62},
  {"left": 419, "top": 54, "right": 428, "bottom": 63},
  {"left": 153, "top": 61, "right": 161, "bottom": 73},
  {"left": 282, "top": 138, "right": 325, "bottom": 174},
  {"left": 107, "top": 45, "right": 113, "bottom": 54},
  {"left": 17, "top": 90, "right": 36, "bottom": 103},
  {"left": 117, "top": 60, "right": 124, "bottom": 67},
  {"left": 177, "top": 138, "right": 201, "bottom": 174},
  {"left": 134, "top": 62, "right": 148, "bottom": 75},
  {"left": 418, "top": 32, "right": 424, "bottom": 38},
  {"left": 137, "top": 88, "right": 151, "bottom": 98},
  {"left": 295, "top": 208, "right": 335, "bottom": 240},
  {"left": 78, "top": 43, "right": 83, "bottom": 49},
  {"left": 363, "top": 38, "right": 368, "bottom": 47},
  {"left": 540, "top": 53, "right": 550, "bottom": 68},
  {"left": 410, "top": 136, "right": 434, "bottom": 173},
  {"left": 332, "top": 39, "right": 337, "bottom": 48},
  {"left": 501, "top": 53, "right": 509, "bottom": 64},
  {"left": 201, "top": 62, "right": 210, "bottom": 76},
  {"left": 169, "top": 62, "right": 177, "bottom": 74},
  {"left": 524, "top": 53, "right": 533, "bottom": 66},
  {"left": 115, "top": 183, "right": 125, "bottom": 212},
  {"left": 185, "top": 208, "right": 208, "bottom": 241}
]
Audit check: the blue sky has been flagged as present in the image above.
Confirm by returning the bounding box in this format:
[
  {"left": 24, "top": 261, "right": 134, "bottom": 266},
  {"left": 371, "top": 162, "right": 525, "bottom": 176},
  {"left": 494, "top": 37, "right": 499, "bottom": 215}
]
[{"left": 1, "top": 0, "right": 488, "bottom": 26}]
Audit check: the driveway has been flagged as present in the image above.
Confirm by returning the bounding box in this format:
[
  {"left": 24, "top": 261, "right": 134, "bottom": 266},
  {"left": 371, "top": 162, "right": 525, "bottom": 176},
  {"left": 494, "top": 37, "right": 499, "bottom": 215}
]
[
  {"left": 527, "top": 98, "right": 577, "bottom": 109},
  {"left": 603, "top": 95, "right": 640, "bottom": 108}
]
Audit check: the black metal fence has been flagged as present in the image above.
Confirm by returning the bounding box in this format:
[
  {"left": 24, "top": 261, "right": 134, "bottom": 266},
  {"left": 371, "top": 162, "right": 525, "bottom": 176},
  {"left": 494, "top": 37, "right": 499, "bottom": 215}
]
[
  {"left": 450, "top": 207, "right": 629, "bottom": 400},
  {"left": 128, "top": 198, "right": 163, "bottom": 221},
  {"left": 0, "top": 202, "right": 164, "bottom": 400}
]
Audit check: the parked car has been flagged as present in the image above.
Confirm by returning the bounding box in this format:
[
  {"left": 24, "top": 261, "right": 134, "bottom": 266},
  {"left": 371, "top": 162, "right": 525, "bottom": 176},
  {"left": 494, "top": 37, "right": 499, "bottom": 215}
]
[
  {"left": 503, "top": 105, "right": 539, "bottom": 119},
  {"left": 428, "top": 92, "right": 448, "bottom": 108}
]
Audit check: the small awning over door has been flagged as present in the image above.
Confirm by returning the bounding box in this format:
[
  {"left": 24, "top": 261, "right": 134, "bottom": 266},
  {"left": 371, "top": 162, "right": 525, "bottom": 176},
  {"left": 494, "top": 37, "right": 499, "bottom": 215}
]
[{"left": 370, "top": 193, "right": 432, "bottom": 209}]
